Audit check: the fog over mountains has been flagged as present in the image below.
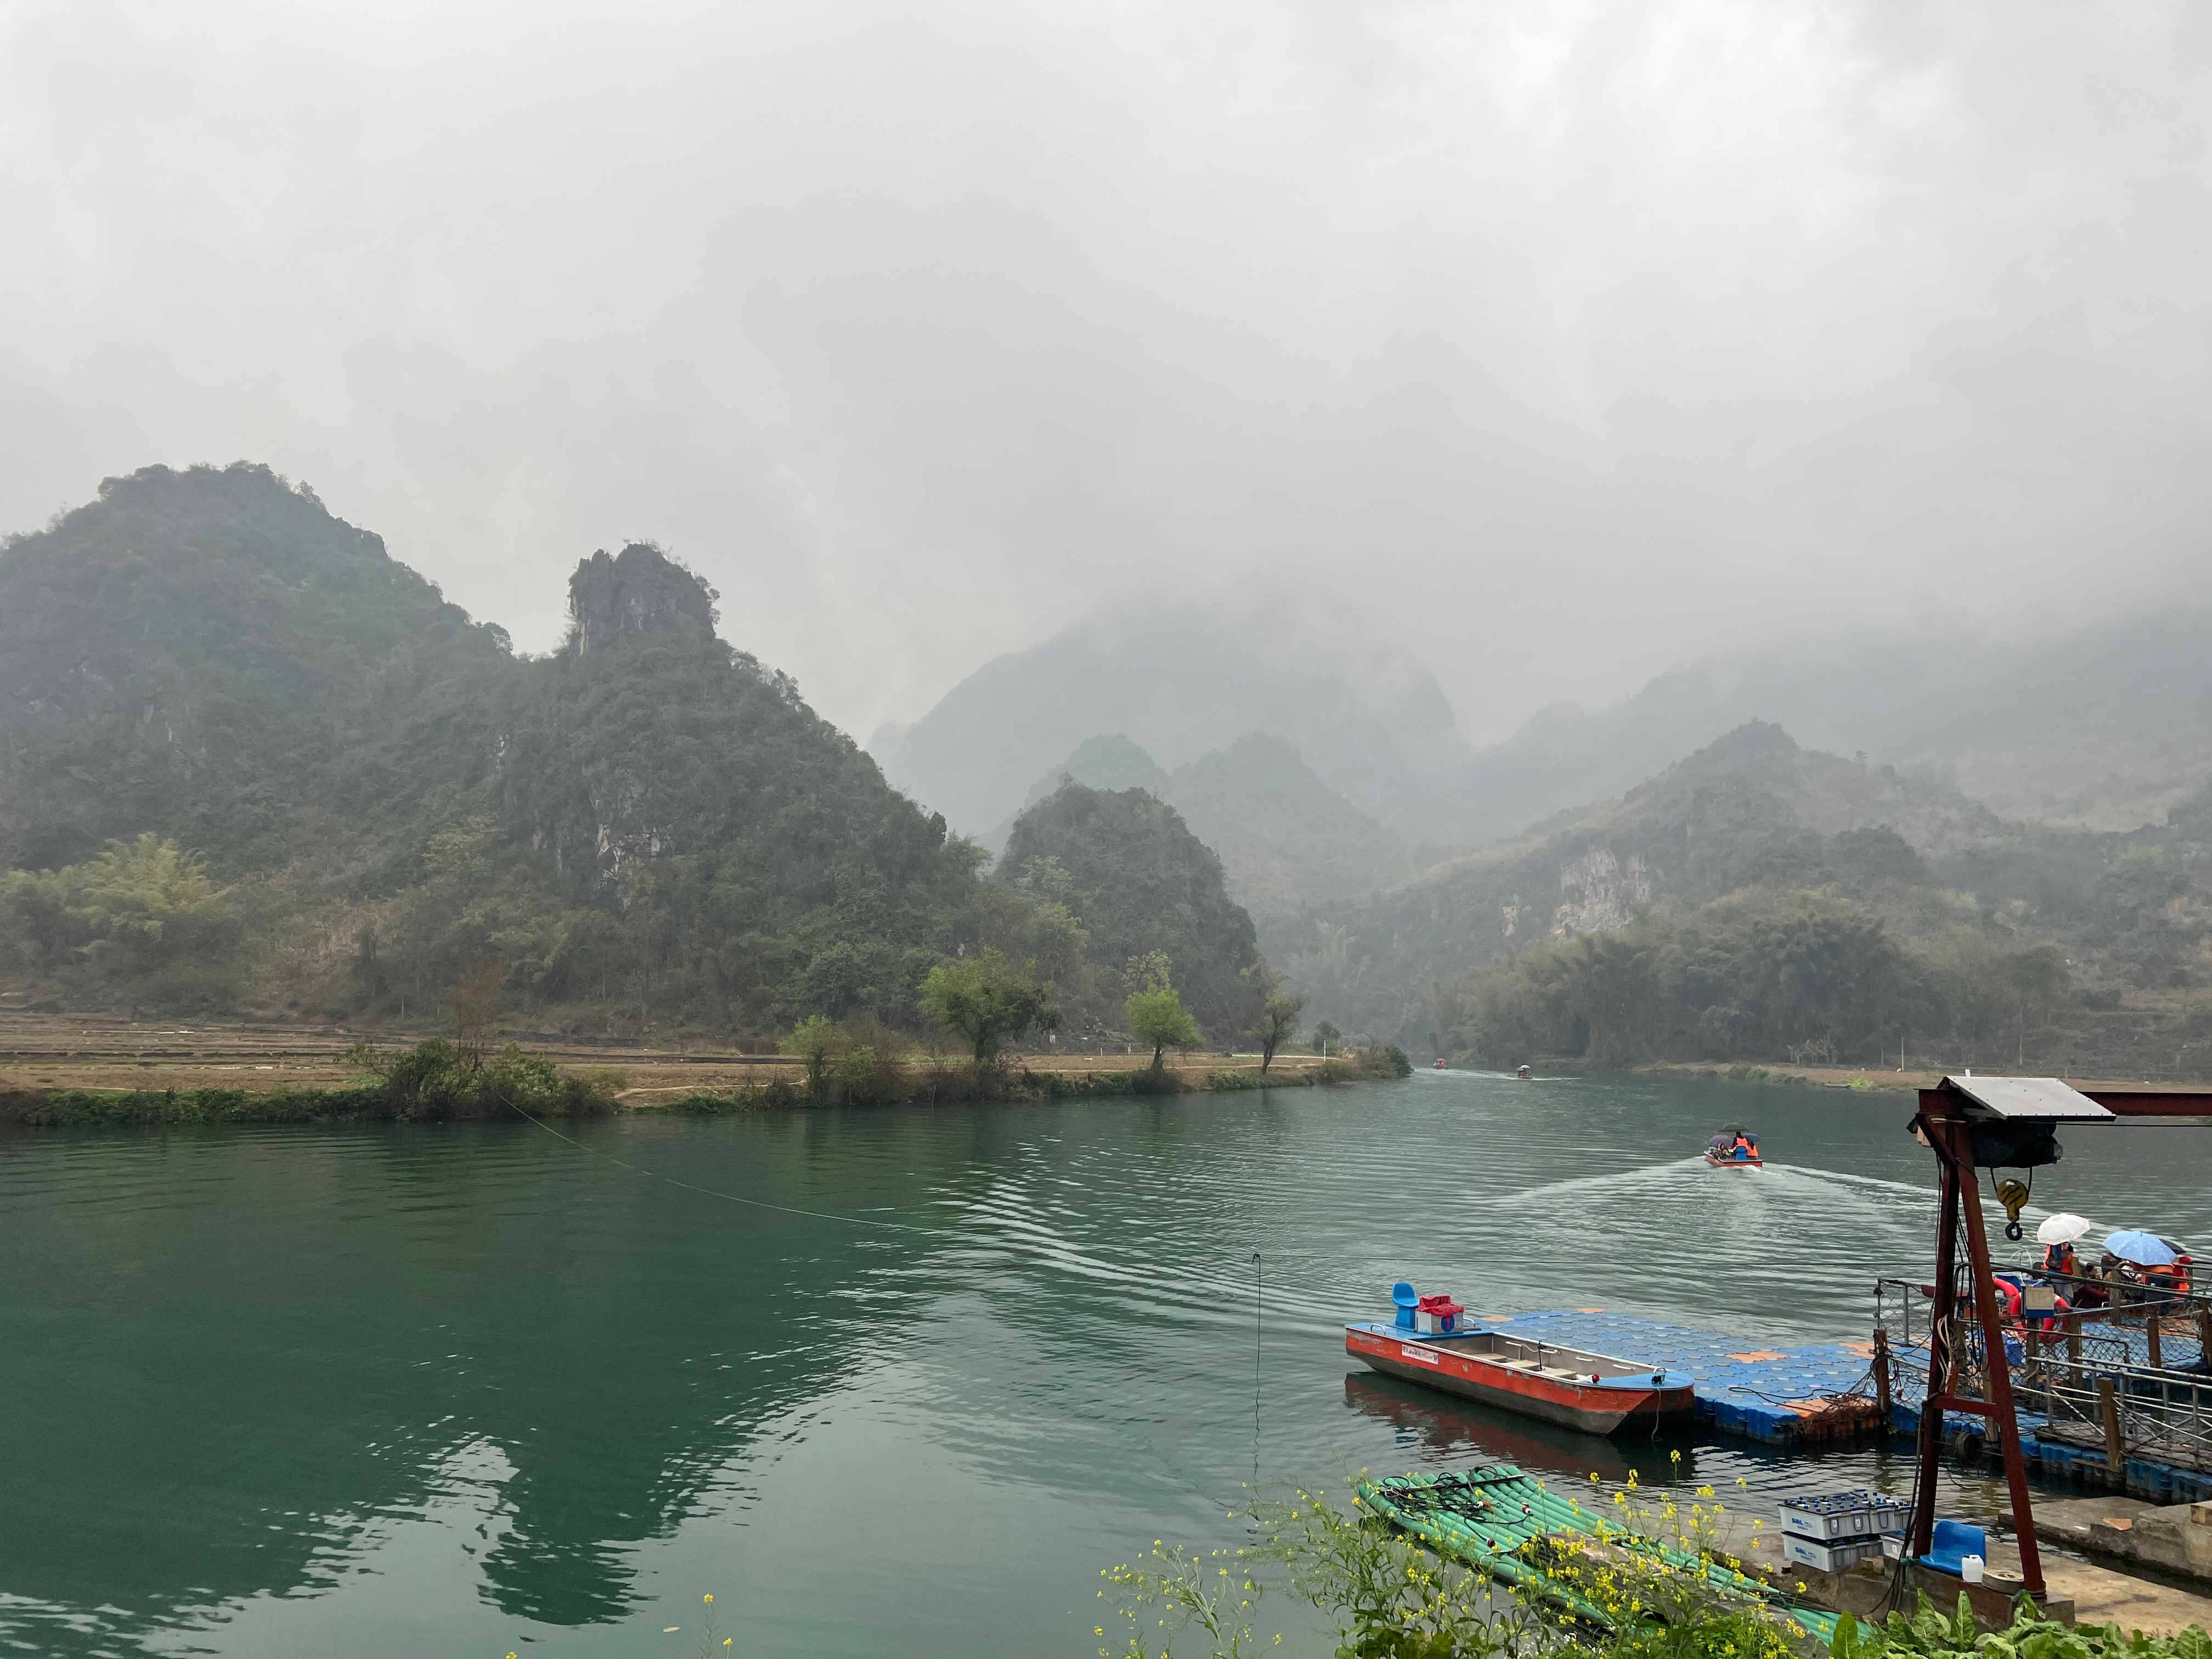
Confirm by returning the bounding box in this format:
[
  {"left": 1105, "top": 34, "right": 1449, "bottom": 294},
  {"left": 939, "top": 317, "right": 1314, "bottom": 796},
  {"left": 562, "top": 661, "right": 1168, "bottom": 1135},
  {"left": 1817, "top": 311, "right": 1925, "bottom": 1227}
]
[
  {"left": 873, "top": 597, "right": 2212, "bottom": 867},
  {"left": 4, "top": 461, "right": 2209, "bottom": 1080},
  {"left": 869, "top": 600, "right": 1470, "bottom": 841}
]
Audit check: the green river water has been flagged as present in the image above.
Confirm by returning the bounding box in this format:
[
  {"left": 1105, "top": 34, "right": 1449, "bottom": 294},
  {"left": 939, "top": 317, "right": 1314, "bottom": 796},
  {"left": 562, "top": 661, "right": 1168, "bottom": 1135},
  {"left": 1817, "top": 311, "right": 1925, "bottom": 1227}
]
[{"left": 7, "top": 1070, "right": 2211, "bottom": 1657}]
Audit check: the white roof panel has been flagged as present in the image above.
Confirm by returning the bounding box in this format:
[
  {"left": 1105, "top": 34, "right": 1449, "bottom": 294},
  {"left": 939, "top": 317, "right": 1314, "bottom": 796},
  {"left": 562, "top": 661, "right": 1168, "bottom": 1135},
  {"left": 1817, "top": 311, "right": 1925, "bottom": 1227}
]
[{"left": 1941, "top": 1076, "right": 2114, "bottom": 1121}]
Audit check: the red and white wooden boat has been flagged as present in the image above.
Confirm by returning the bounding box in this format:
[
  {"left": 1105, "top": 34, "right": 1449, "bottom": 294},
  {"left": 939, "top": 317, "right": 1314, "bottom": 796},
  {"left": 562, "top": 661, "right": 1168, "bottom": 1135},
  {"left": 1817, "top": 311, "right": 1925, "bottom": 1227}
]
[{"left": 1344, "top": 1322, "right": 1695, "bottom": 1435}]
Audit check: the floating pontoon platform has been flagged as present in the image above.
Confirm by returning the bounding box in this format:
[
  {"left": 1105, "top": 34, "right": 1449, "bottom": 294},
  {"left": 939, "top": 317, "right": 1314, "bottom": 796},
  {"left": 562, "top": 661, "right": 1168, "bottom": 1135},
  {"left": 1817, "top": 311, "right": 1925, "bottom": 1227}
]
[{"left": 1417, "top": 1310, "right": 1884, "bottom": 1445}]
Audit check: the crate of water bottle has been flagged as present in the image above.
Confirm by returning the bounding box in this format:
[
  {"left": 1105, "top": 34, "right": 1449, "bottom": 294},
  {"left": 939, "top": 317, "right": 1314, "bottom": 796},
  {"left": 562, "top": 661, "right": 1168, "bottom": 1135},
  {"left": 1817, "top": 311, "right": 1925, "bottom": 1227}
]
[{"left": 1779, "top": 1490, "right": 1877, "bottom": 1542}]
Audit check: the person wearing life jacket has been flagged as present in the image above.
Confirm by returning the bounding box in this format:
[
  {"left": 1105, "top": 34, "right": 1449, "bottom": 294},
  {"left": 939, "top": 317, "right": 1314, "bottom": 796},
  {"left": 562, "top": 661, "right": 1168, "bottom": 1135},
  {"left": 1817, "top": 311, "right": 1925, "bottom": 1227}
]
[
  {"left": 2145, "top": 1246, "right": 2192, "bottom": 1302},
  {"left": 1730, "top": 1133, "right": 1757, "bottom": 1162},
  {"left": 2162, "top": 1240, "right": 2193, "bottom": 1298},
  {"left": 2039, "top": 1240, "right": 2081, "bottom": 1284}
]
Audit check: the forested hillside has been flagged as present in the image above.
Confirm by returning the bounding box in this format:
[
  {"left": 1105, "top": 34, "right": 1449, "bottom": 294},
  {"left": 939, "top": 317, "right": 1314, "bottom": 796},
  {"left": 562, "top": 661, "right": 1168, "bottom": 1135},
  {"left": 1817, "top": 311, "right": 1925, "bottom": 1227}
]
[
  {"left": 0, "top": 463, "right": 512, "bottom": 875},
  {"left": 0, "top": 465, "right": 1235, "bottom": 1043},
  {"left": 995, "top": 731, "right": 1411, "bottom": 918},
  {"left": 1282, "top": 723, "right": 2212, "bottom": 1077},
  {"left": 995, "top": 781, "right": 1264, "bottom": 1040},
  {"left": 12, "top": 465, "right": 2203, "bottom": 1079}
]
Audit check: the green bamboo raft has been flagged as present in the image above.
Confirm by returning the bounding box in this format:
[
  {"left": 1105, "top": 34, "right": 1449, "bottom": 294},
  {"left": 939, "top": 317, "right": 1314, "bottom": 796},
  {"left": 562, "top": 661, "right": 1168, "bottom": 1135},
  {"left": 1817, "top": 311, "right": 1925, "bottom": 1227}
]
[{"left": 1357, "top": 1464, "right": 1846, "bottom": 1645}]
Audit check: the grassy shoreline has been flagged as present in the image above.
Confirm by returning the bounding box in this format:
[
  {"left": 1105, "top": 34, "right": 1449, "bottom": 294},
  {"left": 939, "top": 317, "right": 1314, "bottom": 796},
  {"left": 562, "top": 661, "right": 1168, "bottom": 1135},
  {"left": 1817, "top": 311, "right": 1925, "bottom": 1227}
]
[{"left": 0, "top": 1045, "right": 1411, "bottom": 1127}]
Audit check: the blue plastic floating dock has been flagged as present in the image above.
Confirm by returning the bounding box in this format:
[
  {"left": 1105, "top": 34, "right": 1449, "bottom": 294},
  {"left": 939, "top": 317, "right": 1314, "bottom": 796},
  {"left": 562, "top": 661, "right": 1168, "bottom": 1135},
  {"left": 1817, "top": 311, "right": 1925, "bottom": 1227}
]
[
  {"left": 1444, "top": 1309, "right": 2212, "bottom": 1500},
  {"left": 1458, "top": 1310, "right": 1881, "bottom": 1444}
]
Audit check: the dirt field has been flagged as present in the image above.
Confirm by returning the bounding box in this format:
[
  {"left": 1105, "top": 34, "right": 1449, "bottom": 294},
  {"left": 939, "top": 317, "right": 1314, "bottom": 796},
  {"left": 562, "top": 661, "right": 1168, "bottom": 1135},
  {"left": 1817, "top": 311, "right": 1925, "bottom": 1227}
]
[{"left": 0, "top": 1012, "right": 1323, "bottom": 1099}]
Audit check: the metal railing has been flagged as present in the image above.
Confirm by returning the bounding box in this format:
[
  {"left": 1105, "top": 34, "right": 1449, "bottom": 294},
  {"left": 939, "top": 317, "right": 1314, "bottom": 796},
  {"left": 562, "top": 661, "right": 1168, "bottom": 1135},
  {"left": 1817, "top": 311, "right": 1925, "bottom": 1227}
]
[
  {"left": 1872, "top": 1275, "right": 2212, "bottom": 1476},
  {"left": 2012, "top": 1322, "right": 2212, "bottom": 1472}
]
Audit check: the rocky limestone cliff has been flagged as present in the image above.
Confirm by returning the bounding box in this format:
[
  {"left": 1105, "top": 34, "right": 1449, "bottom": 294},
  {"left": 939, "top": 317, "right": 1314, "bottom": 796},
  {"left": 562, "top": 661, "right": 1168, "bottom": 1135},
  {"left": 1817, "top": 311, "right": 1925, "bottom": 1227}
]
[{"left": 565, "top": 543, "right": 718, "bottom": 659}]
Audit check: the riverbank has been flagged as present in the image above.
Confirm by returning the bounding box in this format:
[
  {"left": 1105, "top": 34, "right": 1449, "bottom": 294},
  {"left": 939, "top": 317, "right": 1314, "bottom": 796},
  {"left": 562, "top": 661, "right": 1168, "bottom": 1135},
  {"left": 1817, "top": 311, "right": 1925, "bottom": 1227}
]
[
  {"left": 0, "top": 1014, "right": 1408, "bottom": 1125},
  {"left": 1630, "top": 1060, "right": 2212, "bottom": 1093}
]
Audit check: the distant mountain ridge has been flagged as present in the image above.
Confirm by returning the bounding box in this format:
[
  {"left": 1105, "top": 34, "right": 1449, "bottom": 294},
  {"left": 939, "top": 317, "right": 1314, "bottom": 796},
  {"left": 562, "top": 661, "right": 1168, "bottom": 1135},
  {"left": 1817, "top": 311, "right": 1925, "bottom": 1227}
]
[
  {"left": 869, "top": 599, "right": 1471, "bottom": 840},
  {"left": 882, "top": 599, "right": 2212, "bottom": 864},
  {"left": 1447, "top": 612, "right": 2212, "bottom": 842},
  {"left": 1275, "top": 720, "right": 2012, "bottom": 1045}
]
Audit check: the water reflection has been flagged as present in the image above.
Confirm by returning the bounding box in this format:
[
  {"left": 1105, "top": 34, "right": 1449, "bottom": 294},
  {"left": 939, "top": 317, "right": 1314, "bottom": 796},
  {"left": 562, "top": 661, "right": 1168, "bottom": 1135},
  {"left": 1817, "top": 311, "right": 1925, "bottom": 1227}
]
[
  {"left": 1338, "top": 1372, "right": 1694, "bottom": 1485},
  {"left": 5, "top": 1074, "right": 2211, "bottom": 1656}
]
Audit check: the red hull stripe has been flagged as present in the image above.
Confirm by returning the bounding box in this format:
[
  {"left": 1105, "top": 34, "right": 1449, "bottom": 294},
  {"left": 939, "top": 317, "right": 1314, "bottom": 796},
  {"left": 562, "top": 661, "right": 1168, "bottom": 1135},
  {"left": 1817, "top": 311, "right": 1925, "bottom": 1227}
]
[{"left": 1343, "top": 1328, "right": 1690, "bottom": 1415}]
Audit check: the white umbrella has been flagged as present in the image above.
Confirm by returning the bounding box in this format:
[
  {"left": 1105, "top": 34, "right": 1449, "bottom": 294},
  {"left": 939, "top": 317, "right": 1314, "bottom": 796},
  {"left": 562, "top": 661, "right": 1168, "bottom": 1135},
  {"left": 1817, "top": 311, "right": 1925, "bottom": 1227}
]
[{"left": 2036, "top": 1213, "right": 2093, "bottom": 1246}]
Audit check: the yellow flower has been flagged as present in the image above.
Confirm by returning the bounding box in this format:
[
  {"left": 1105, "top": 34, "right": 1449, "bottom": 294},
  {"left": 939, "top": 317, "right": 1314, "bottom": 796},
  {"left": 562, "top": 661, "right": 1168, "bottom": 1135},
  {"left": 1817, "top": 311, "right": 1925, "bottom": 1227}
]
[{"left": 703, "top": 1593, "right": 714, "bottom": 1604}]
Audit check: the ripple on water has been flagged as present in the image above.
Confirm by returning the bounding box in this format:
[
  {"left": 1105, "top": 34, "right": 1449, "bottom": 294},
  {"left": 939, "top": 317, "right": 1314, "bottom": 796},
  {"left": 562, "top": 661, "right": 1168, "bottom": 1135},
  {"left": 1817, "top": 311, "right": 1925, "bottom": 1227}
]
[{"left": 6, "top": 1075, "right": 2211, "bottom": 1657}]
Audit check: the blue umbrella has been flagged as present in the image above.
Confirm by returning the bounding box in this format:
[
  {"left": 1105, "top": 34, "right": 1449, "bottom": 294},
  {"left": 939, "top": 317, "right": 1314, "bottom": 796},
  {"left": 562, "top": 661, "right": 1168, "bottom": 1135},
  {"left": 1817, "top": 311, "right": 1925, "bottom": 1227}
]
[{"left": 2105, "top": 1230, "right": 2179, "bottom": 1267}]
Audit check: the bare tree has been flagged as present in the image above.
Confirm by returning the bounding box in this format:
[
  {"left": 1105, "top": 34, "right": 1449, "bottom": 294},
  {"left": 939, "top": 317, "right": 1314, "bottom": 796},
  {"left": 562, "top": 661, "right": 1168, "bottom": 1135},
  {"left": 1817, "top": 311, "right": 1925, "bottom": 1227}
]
[{"left": 1255, "top": 991, "right": 1304, "bottom": 1074}]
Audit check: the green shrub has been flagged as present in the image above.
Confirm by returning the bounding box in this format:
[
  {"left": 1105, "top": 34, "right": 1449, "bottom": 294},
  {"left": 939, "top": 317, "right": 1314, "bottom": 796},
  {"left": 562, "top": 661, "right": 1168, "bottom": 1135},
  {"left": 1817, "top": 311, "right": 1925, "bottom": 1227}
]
[
  {"left": 1205, "top": 1069, "right": 1272, "bottom": 1091},
  {"left": 1103, "top": 1474, "right": 2212, "bottom": 1659},
  {"left": 834, "top": 1042, "right": 907, "bottom": 1105}
]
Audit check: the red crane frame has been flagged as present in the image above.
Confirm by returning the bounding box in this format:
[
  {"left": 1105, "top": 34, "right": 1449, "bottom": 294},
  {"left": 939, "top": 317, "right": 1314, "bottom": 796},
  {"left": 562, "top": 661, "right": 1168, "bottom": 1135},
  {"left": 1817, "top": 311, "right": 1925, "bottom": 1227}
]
[{"left": 1908, "top": 1084, "right": 2212, "bottom": 1599}]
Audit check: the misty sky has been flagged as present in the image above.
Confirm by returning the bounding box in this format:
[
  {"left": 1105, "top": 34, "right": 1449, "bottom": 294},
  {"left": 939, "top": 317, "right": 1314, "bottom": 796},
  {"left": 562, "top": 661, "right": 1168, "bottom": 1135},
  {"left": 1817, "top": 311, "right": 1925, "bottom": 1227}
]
[{"left": 5, "top": 1, "right": 2209, "bottom": 743}]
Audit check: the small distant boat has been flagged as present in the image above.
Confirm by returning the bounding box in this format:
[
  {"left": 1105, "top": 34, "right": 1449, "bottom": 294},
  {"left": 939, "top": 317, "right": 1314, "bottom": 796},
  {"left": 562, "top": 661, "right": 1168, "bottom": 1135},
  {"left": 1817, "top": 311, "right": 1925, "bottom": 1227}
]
[
  {"left": 1345, "top": 1320, "right": 1695, "bottom": 1436},
  {"left": 1516, "top": 1064, "right": 1532, "bottom": 1080},
  {"left": 1704, "top": 1125, "right": 1762, "bottom": 1169},
  {"left": 1434, "top": 1057, "right": 1447, "bottom": 1070}
]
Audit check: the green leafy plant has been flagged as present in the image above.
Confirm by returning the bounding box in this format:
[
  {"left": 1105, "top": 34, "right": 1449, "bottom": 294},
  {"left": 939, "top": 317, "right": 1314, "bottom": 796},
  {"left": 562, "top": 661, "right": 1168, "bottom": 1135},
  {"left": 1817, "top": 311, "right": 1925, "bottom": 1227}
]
[
  {"left": 781, "top": 1014, "right": 840, "bottom": 1099},
  {"left": 1127, "top": 982, "right": 1201, "bottom": 1071},
  {"left": 1096, "top": 1476, "right": 2212, "bottom": 1659},
  {"left": 918, "top": 949, "right": 1060, "bottom": 1066}
]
